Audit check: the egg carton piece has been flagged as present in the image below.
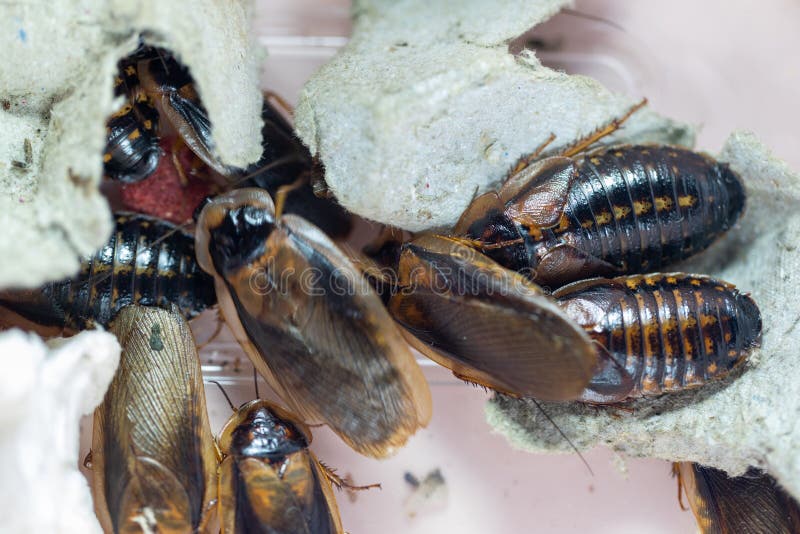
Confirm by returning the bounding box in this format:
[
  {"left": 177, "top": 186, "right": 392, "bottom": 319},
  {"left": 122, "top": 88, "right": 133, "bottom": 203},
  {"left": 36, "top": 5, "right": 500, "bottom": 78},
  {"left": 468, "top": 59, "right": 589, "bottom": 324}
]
[
  {"left": 0, "top": 0, "right": 263, "bottom": 288},
  {"left": 294, "top": 0, "right": 692, "bottom": 232}
]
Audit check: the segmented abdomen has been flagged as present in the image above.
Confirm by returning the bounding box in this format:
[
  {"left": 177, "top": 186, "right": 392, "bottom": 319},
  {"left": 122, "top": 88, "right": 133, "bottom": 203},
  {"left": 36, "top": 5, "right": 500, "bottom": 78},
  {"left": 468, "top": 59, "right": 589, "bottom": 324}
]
[
  {"left": 555, "top": 273, "right": 761, "bottom": 399},
  {"left": 103, "top": 97, "right": 161, "bottom": 183},
  {"left": 103, "top": 61, "right": 161, "bottom": 183},
  {"left": 1, "top": 213, "right": 216, "bottom": 330},
  {"left": 537, "top": 145, "right": 745, "bottom": 273}
]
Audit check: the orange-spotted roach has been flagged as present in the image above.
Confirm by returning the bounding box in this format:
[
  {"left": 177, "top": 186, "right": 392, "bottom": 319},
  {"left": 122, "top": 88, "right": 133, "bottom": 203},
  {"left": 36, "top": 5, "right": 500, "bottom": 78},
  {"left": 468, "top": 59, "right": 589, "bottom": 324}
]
[
  {"left": 554, "top": 273, "right": 762, "bottom": 403},
  {"left": 195, "top": 188, "right": 431, "bottom": 459},
  {"left": 0, "top": 212, "right": 216, "bottom": 331},
  {"left": 103, "top": 54, "right": 161, "bottom": 183},
  {"left": 674, "top": 462, "right": 800, "bottom": 534},
  {"left": 92, "top": 305, "right": 219, "bottom": 533},
  {"left": 214, "top": 387, "right": 345, "bottom": 534},
  {"left": 103, "top": 44, "right": 228, "bottom": 184},
  {"left": 455, "top": 144, "right": 746, "bottom": 288},
  {"left": 105, "top": 44, "right": 352, "bottom": 238}
]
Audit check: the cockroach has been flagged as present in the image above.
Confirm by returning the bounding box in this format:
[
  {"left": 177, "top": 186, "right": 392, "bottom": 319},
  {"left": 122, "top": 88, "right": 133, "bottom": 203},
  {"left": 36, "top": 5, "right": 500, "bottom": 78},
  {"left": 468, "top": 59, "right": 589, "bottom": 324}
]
[
  {"left": 216, "top": 395, "right": 344, "bottom": 533},
  {"left": 388, "top": 233, "right": 598, "bottom": 401},
  {"left": 92, "top": 305, "right": 218, "bottom": 533},
  {"left": 105, "top": 44, "right": 352, "bottom": 238},
  {"left": 455, "top": 144, "right": 746, "bottom": 287},
  {"left": 194, "top": 188, "right": 431, "bottom": 458},
  {"left": 103, "top": 44, "right": 228, "bottom": 183},
  {"left": 554, "top": 273, "right": 761, "bottom": 403},
  {"left": 0, "top": 212, "right": 216, "bottom": 330},
  {"left": 674, "top": 462, "right": 800, "bottom": 533},
  {"left": 103, "top": 59, "right": 161, "bottom": 183}
]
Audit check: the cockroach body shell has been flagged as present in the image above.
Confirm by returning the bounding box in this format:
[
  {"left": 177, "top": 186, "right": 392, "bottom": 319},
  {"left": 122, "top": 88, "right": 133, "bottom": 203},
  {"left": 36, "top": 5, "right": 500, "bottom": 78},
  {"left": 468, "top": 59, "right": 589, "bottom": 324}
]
[
  {"left": 388, "top": 234, "right": 598, "bottom": 401},
  {"left": 195, "top": 188, "right": 431, "bottom": 459},
  {"left": 0, "top": 213, "right": 216, "bottom": 330},
  {"left": 92, "top": 305, "right": 218, "bottom": 534},
  {"left": 103, "top": 66, "right": 161, "bottom": 183},
  {"left": 457, "top": 145, "right": 746, "bottom": 287},
  {"left": 217, "top": 400, "right": 343, "bottom": 533},
  {"left": 554, "top": 273, "right": 762, "bottom": 403},
  {"left": 675, "top": 462, "right": 800, "bottom": 534}
]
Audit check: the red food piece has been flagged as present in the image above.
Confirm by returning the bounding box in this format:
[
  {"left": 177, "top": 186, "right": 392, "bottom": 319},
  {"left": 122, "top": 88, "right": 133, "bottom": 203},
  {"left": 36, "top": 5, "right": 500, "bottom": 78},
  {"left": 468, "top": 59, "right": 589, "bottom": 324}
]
[{"left": 120, "top": 137, "right": 216, "bottom": 224}]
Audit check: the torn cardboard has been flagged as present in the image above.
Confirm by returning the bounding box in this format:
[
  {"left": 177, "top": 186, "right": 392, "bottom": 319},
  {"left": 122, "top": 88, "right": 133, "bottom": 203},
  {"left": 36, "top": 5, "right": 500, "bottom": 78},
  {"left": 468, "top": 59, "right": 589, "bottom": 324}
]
[
  {"left": 0, "top": 0, "right": 263, "bottom": 288},
  {"left": 294, "top": 0, "right": 692, "bottom": 231}
]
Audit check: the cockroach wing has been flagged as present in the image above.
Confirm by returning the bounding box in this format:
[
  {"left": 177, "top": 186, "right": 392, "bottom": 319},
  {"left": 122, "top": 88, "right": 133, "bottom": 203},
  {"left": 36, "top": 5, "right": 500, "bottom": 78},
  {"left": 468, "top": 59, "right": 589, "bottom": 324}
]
[
  {"left": 676, "top": 462, "right": 800, "bottom": 534},
  {"left": 389, "top": 235, "right": 597, "bottom": 401},
  {"left": 159, "top": 92, "right": 229, "bottom": 176},
  {"left": 117, "top": 456, "right": 194, "bottom": 534},
  {"left": 219, "top": 455, "right": 342, "bottom": 534},
  {"left": 499, "top": 156, "right": 576, "bottom": 229},
  {"left": 215, "top": 214, "right": 431, "bottom": 459},
  {"left": 93, "top": 306, "right": 218, "bottom": 534},
  {"left": 452, "top": 191, "right": 505, "bottom": 236}
]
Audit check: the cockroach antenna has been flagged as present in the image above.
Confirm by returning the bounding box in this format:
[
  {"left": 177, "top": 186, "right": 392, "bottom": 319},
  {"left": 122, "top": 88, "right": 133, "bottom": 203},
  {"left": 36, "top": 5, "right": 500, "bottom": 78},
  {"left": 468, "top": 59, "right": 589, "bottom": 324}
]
[
  {"left": 253, "top": 367, "right": 260, "bottom": 399},
  {"left": 530, "top": 397, "right": 594, "bottom": 476},
  {"left": 210, "top": 380, "right": 236, "bottom": 412}
]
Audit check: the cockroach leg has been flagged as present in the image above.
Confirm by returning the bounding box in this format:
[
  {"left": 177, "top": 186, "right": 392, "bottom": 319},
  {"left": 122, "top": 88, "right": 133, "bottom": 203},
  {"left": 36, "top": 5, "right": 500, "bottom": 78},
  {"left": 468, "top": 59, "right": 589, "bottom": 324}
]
[
  {"left": 264, "top": 90, "right": 295, "bottom": 120},
  {"left": 672, "top": 464, "right": 690, "bottom": 511},
  {"left": 512, "top": 132, "right": 557, "bottom": 174},
  {"left": 170, "top": 136, "right": 190, "bottom": 186},
  {"left": 560, "top": 98, "right": 647, "bottom": 158},
  {"left": 319, "top": 462, "right": 381, "bottom": 492}
]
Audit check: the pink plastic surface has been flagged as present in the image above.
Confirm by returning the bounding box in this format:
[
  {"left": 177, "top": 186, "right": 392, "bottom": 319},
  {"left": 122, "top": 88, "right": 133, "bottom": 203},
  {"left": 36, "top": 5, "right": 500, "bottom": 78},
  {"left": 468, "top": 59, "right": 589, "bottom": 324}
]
[{"left": 79, "top": 1, "right": 800, "bottom": 532}]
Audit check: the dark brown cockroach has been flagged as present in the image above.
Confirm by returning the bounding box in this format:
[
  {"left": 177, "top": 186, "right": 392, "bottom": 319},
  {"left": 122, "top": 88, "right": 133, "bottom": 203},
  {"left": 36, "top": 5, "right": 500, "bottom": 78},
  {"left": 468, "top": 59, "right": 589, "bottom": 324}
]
[
  {"left": 194, "top": 188, "right": 431, "bottom": 458},
  {"left": 455, "top": 145, "right": 746, "bottom": 287},
  {"left": 103, "top": 58, "right": 161, "bottom": 183},
  {"left": 92, "top": 305, "right": 218, "bottom": 533},
  {"left": 674, "top": 462, "right": 800, "bottom": 534},
  {"left": 0, "top": 212, "right": 216, "bottom": 330},
  {"left": 216, "top": 398, "right": 344, "bottom": 534},
  {"left": 106, "top": 43, "right": 352, "bottom": 238},
  {"left": 104, "top": 44, "right": 228, "bottom": 183},
  {"left": 554, "top": 273, "right": 762, "bottom": 403},
  {"left": 388, "top": 233, "right": 598, "bottom": 401}
]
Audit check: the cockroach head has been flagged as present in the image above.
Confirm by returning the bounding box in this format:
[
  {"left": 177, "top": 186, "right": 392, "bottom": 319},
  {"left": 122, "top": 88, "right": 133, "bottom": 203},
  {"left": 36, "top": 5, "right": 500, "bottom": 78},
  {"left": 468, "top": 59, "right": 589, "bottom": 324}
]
[
  {"left": 218, "top": 400, "right": 313, "bottom": 460},
  {"left": 194, "top": 188, "right": 276, "bottom": 276},
  {"left": 230, "top": 405, "right": 307, "bottom": 460}
]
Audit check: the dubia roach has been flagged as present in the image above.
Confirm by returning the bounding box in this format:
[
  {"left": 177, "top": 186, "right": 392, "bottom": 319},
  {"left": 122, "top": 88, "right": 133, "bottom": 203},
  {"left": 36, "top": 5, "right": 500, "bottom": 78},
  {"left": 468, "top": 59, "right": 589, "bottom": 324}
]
[
  {"left": 106, "top": 43, "right": 352, "bottom": 238},
  {"left": 217, "top": 399, "right": 343, "bottom": 534},
  {"left": 674, "top": 462, "right": 800, "bottom": 534},
  {"left": 104, "top": 58, "right": 161, "bottom": 183},
  {"left": 0, "top": 212, "right": 216, "bottom": 330},
  {"left": 195, "top": 188, "right": 431, "bottom": 458},
  {"left": 456, "top": 145, "right": 746, "bottom": 287},
  {"left": 104, "top": 44, "right": 228, "bottom": 183},
  {"left": 554, "top": 273, "right": 762, "bottom": 403},
  {"left": 92, "top": 305, "right": 218, "bottom": 533},
  {"left": 388, "top": 234, "right": 597, "bottom": 401}
]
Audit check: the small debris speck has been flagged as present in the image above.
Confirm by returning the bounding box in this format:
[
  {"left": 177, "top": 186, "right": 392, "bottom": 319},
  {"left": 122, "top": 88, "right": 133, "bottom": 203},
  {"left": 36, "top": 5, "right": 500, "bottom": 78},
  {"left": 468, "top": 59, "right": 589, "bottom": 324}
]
[{"left": 149, "top": 323, "right": 164, "bottom": 351}]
